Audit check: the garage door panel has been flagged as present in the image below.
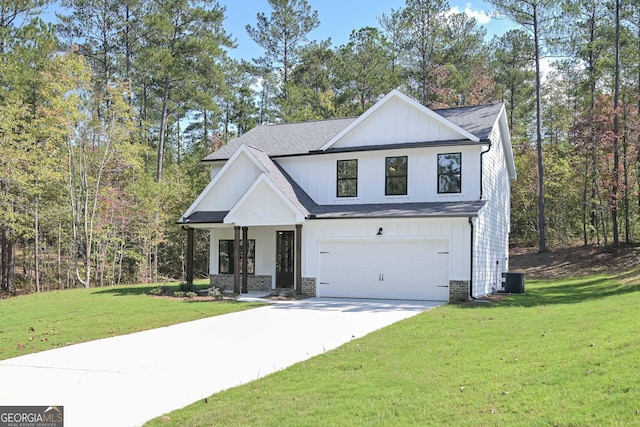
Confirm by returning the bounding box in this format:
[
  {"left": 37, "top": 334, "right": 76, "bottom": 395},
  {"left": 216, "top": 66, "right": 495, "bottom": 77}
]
[{"left": 318, "top": 240, "right": 449, "bottom": 301}]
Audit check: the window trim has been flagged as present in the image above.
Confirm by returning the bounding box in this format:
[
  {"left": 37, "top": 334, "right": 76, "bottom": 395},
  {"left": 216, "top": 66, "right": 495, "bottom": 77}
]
[
  {"left": 336, "top": 159, "right": 358, "bottom": 198},
  {"left": 385, "top": 156, "right": 408, "bottom": 196},
  {"left": 218, "top": 239, "right": 255, "bottom": 274},
  {"left": 437, "top": 152, "right": 462, "bottom": 194}
]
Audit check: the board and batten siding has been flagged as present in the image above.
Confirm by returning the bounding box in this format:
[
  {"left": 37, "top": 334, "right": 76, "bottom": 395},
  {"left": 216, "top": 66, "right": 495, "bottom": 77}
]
[
  {"left": 302, "top": 217, "right": 471, "bottom": 284},
  {"left": 277, "top": 146, "right": 481, "bottom": 205},
  {"left": 332, "top": 96, "right": 467, "bottom": 147},
  {"left": 472, "top": 122, "right": 512, "bottom": 296},
  {"left": 194, "top": 152, "right": 262, "bottom": 212}
]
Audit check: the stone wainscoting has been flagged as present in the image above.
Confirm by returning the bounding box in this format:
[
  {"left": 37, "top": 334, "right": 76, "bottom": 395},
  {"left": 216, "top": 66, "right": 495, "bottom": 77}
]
[
  {"left": 301, "top": 277, "right": 317, "bottom": 296},
  {"left": 209, "top": 274, "right": 272, "bottom": 292},
  {"left": 449, "top": 280, "right": 470, "bottom": 302}
]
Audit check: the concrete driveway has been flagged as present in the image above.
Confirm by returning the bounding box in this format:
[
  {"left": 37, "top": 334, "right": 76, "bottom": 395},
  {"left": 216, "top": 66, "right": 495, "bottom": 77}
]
[{"left": 0, "top": 296, "right": 444, "bottom": 427}]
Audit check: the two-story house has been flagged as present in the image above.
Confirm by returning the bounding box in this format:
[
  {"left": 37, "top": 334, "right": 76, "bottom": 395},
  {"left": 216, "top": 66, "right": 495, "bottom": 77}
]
[{"left": 179, "top": 90, "right": 516, "bottom": 302}]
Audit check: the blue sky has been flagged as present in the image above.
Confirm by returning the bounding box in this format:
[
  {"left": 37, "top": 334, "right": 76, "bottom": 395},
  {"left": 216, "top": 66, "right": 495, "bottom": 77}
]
[{"left": 219, "top": 0, "right": 516, "bottom": 60}]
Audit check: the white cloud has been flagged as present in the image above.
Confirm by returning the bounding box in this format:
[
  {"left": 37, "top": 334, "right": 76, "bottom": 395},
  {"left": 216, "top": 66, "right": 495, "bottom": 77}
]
[{"left": 449, "top": 4, "right": 492, "bottom": 25}]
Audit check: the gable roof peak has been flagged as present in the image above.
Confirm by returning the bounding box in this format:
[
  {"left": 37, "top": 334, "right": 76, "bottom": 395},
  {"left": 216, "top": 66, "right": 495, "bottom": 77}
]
[{"left": 319, "top": 89, "right": 481, "bottom": 151}]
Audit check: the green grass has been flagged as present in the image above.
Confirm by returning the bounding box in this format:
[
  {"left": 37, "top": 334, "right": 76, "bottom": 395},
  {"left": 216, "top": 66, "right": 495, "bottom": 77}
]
[
  {"left": 0, "top": 282, "right": 264, "bottom": 360},
  {"left": 145, "top": 273, "right": 640, "bottom": 427}
]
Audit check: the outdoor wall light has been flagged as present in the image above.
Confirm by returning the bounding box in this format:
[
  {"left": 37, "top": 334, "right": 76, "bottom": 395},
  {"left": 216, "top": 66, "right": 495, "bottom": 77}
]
[{"left": 377, "top": 227, "right": 383, "bottom": 236}]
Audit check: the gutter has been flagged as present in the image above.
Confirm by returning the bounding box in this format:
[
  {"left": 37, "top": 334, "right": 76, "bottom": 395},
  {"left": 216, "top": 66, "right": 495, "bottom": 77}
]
[{"left": 479, "top": 139, "right": 492, "bottom": 200}]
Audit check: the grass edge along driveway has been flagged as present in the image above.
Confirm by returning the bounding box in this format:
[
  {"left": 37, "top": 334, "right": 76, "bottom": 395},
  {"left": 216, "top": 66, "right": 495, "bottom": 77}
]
[
  {"left": 0, "top": 282, "right": 264, "bottom": 360},
  {"left": 145, "top": 273, "right": 640, "bottom": 427}
]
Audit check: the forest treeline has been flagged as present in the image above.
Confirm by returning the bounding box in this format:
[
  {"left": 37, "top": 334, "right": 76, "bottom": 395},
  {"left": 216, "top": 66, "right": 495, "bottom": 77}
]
[{"left": 0, "top": 0, "right": 636, "bottom": 292}]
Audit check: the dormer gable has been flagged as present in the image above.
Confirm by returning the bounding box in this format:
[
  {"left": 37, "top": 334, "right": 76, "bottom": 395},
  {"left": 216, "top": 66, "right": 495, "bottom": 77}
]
[
  {"left": 320, "top": 90, "right": 480, "bottom": 151},
  {"left": 181, "top": 145, "right": 269, "bottom": 220}
]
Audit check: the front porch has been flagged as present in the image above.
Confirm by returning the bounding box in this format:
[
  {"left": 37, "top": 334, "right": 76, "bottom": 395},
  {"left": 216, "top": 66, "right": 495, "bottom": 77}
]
[{"left": 185, "top": 223, "right": 312, "bottom": 295}]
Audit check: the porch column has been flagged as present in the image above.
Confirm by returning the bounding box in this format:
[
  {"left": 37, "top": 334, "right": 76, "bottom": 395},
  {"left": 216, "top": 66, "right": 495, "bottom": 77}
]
[
  {"left": 295, "top": 224, "right": 302, "bottom": 293},
  {"left": 186, "top": 227, "right": 194, "bottom": 286},
  {"left": 242, "top": 226, "right": 248, "bottom": 293},
  {"left": 233, "top": 226, "right": 240, "bottom": 294}
]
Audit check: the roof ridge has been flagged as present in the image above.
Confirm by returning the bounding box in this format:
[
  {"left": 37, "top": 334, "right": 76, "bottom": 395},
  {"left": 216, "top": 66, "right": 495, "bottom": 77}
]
[
  {"left": 433, "top": 102, "right": 503, "bottom": 112},
  {"left": 261, "top": 116, "right": 358, "bottom": 127}
]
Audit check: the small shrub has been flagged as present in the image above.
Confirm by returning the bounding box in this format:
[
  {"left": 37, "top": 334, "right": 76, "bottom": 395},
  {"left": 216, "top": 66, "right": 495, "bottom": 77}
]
[
  {"left": 173, "top": 291, "right": 185, "bottom": 298},
  {"left": 185, "top": 292, "right": 198, "bottom": 299},
  {"left": 179, "top": 282, "right": 195, "bottom": 292},
  {"left": 207, "top": 287, "right": 223, "bottom": 300},
  {"left": 148, "top": 286, "right": 168, "bottom": 296}
]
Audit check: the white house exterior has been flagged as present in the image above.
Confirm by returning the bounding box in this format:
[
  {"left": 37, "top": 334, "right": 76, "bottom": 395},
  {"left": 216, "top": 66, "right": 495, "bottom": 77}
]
[{"left": 179, "top": 90, "right": 516, "bottom": 302}]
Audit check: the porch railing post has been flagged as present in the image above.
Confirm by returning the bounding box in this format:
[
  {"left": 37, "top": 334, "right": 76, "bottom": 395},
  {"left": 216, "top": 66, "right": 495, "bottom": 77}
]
[
  {"left": 233, "top": 226, "right": 240, "bottom": 294},
  {"left": 186, "top": 227, "right": 194, "bottom": 286},
  {"left": 295, "top": 224, "right": 302, "bottom": 293},
  {"left": 242, "top": 226, "right": 248, "bottom": 293}
]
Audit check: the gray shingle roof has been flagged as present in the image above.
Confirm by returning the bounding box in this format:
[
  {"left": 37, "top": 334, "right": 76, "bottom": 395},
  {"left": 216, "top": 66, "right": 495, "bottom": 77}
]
[
  {"left": 179, "top": 200, "right": 486, "bottom": 225},
  {"left": 308, "top": 201, "right": 486, "bottom": 219},
  {"left": 203, "top": 102, "right": 503, "bottom": 162},
  {"left": 178, "top": 211, "right": 227, "bottom": 224},
  {"left": 435, "top": 103, "right": 503, "bottom": 140},
  {"left": 246, "top": 146, "right": 311, "bottom": 216},
  {"left": 203, "top": 118, "right": 356, "bottom": 161}
]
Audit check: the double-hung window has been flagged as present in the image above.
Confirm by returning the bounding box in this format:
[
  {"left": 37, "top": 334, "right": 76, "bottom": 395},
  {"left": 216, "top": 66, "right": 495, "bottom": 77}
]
[
  {"left": 438, "top": 153, "right": 462, "bottom": 194},
  {"left": 219, "top": 239, "right": 255, "bottom": 274},
  {"left": 337, "top": 159, "right": 358, "bottom": 197},
  {"left": 385, "top": 156, "right": 408, "bottom": 196}
]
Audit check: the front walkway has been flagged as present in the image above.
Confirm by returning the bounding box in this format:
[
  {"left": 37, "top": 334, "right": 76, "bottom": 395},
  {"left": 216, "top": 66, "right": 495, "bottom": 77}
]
[{"left": 0, "top": 297, "right": 444, "bottom": 427}]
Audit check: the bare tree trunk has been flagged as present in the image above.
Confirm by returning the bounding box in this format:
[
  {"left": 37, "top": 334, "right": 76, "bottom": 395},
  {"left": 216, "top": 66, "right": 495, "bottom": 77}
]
[
  {"left": 1, "top": 225, "right": 7, "bottom": 292},
  {"left": 156, "top": 76, "right": 171, "bottom": 182},
  {"left": 611, "top": 0, "right": 620, "bottom": 248},
  {"left": 623, "top": 107, "right": 630, "bottom": 244},
  {"left": 582, "top": 156, "right": 589, "bottom": 246},
  {"left": 533, "top": 7, "right": 546, "bottom": 252},
  {"left": 34, "top": 190, "right": 40, "bottom": 293}
]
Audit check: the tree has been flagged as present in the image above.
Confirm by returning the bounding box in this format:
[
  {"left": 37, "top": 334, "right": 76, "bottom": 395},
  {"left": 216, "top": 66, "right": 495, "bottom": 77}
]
[
  {"left": 488, "top": 0, "right": 559, "bottom": 252},
  {"left": 399, "top": 0, "right": 449, "bottom": 106},
  {"left": 57, "top": 0, "right": 122, "bottom": 114},
  {"left": 141, "top": 0, "right": 233, "bottom": 181},
  {"left": 219, "top": 59, "right": 259, "bottom": 137},
  {"left": 0, "top": 0, "right": 49, "bottom": 54},
  {"left": 65, "top": 80, "right": 141, "bottom": 288},
  {"left": 282, "top": 40, "right": 338, "bottom": 121},
  {"left": 490, "top": 29, "right": 536, "bottom": 141},
  {"left": 245, "top": 0, "right": 319, "bottom": 104},
  {"left": 0, "top": 0, "right": 52, "bottom": 292},
  {"left": 561, "top": 0, "right": 615, "bottom": 245},
  {"left": 334, "top": 27, "right": 396, "bottom": 115},
  {"left": 9, "top": 19, "right": 65, "bottom": 292},
  {"left": 440, "top": 12, "right": 488, "bottom": 105},
  {"left": 612, "top": 0, "right": 621, "bottom": 247}
]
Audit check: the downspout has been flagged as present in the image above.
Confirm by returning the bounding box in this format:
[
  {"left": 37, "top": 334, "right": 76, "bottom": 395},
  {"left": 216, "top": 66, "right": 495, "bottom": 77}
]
[
  {"left": 479, "top": 140, "right": 492, "bottom": 200},
  {"left": 468, "top": 217, "right": 476, "bottom": 300}
]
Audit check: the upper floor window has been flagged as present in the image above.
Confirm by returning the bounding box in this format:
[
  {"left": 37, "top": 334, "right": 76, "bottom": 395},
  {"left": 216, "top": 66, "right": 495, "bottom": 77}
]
[
  {"left": 219, "top": 239, "right": 255, "bottom": 274},
  {"left": 337, "top": 159, "right": 358, "bottom": 197},
  {"left": 438, "top": 153, "right": 461, "bottom": 194},
  {"left": 386, "top": 156, "right": 408, "bottom": 196}
]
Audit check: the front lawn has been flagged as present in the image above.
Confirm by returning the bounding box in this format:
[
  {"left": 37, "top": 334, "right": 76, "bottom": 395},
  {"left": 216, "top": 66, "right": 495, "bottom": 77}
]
[
  {"left": 0, "top": 282, "right": 264, "bottom": 360},
  {"left": 145, "top": 272, "right": 640, "bottom": 426}
]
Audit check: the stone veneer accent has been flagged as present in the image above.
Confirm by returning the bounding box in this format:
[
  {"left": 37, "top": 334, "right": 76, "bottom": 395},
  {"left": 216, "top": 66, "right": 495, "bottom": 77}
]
[
  {"left": 209, "top": 274, "right": 272, "bottom": 292},
  {"left": 449, "top": 280, "right": 470, "bottom": 303},
  {"left": 301, "top": 277, "right": 317, "bottom": 296}
]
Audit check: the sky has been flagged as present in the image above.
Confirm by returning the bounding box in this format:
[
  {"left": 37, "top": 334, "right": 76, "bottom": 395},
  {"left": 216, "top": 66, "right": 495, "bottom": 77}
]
[{"left": 217, "top": 0, "right": 516, "bottom": 61}]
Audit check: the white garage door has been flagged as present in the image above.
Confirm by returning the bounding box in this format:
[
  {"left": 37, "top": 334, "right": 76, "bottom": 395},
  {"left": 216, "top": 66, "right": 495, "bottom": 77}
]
[{"left": 318, "top": 239, "right": 449, "bottom": 301}]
